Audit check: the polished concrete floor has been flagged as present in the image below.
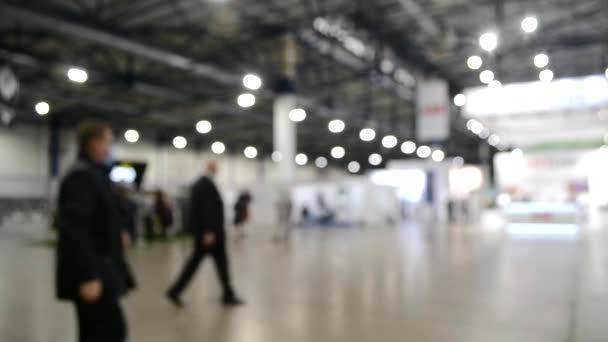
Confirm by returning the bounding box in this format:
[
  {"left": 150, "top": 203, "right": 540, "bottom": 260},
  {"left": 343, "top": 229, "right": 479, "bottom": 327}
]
[{"left": 2, "top": 221, "right": 608, "bottom": 342}]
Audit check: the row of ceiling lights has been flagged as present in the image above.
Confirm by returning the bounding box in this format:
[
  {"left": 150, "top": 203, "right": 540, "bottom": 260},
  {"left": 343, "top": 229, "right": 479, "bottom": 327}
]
[
  {"left": 466, "top": 119, "right": 507, "bottom": 151},
  {"left": 32, "top": 66, "right": 455, "bottom": 174}
]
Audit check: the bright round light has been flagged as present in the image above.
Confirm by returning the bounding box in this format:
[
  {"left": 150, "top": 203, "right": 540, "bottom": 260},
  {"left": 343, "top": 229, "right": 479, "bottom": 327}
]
[
  {"left": 479, "top": 128, "right": 491, "bottom": 139},
  {"left": 242, "top": 74, "right": 262, "bottom": 90},
  {"left": 368, "top": 153, "right": 383, "bottom": 166},
  {"left": 272, "top": 151, "right": 283, "bottom": 162},
  {"left": 331, "top": 146, "right": 346, "bottom": 159},
  {"left": 295, "top": 153, "right": 308, "bottom": 166},
  {"left": 244, "top": 146, "right": 258, "bottom": 159},
  {"left": 67, "top": 67, "right": 88, "bottom": 83},
  {"left": 359, "top": 128, "right": 376, "bottom": 142},
  {"left": 289, "top": 108, "right": 307, "bottom": 122},
  {"left": 454, "top": 94, "right": 466, "bottom": 107},
  {"left": 467, "top": 119, "right": 484, "bottom": 135},
  {"left": 35, "top": 101, "right": 50, "bottom": 115},
  {"left": 479, "top": 32, "right": 498, "bottom": 52},
  {"left": 173, "top": 136, "right": 187, "bottom": 149},
  {"left": 237, "top": 93, "right": 256, "bottom": 108},
  {"left": 488, "top": 80, "right": 502, "bottom": 89},
  {"left": 124, "top": 129, "right": 139, "bottom": 143},
  {"left": 432, "top": 150, "right": 445, "bottom": 162},
  {"left": 211, "top": 141, "right": 226, "bottom": 155},
  {"left": 511, "top": 148, "right": 524, "bottom": 157},
  {"left": 539, "top": 69, "right": 554, "bottom": 82},
  {"left": 382, "top": 135, "right": 398, "bottom": 149},
  {"left": 453, "top": 156, "right": 465, "bottom": 167},
  {"left": 401, "top": 141, "right": 417, "bottom": 154},
  {"left": 488, "top": 134, "right": 501, "bottom": 146},
  {"left": 328, "top": 119, "right": 345, "bottom": 133},
  {"left": 480, "top": 70, "right": 495, "bottom": 84},
  {"left": 467, "top": 56, "right": 483, "bottom": 70},
  {"left": 521, "top": 16, "right": 538, "bottom": 33},
  {"left": 315, "top": 157, "right": 328, "bottom": 169},
  {"left": 534, "top": 53, "right": 549, "bottom": 68},
  {"left": 417, "top": 145, "right": 431, "bottom": 158},
  {"left": 348, "top": 161, "right": 361, "bottom": 173},
  {"left": 196, "top": 120, "right": 212, "bottom": 134}
]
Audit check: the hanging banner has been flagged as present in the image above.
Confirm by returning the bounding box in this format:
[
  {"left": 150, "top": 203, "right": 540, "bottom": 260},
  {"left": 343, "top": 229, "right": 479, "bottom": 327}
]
[{"left": 416, "top": 79, "right": 450, "bottom": 142}]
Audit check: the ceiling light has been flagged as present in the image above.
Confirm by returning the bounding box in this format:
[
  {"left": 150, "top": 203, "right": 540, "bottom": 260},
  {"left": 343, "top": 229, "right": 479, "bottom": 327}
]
[
  {"left": 237, "top": 93, "right": 256, "bottom": 108},
  {"left": 539, "top": 69, "right": 554, "bottom": 82},
  {"left": 173, "top": 136, "right": 187, "bottom": 149},
  {"left": 417, "top": 145, "right": 431, "bottom": 158},
  {"left": 488, "top": 134, "right": 500, "bottom": 146},
  {"left": 380, "top": 59, "right": 394, "bottom": 74},
  {"left": 124, "top": 129, "right": 139, "bottom": 143},
  {"left": 331, "top": 146, "right": 345, "bottom": 159},
  {"left": 272, "top": 151, "right": 283, "bottom": 162},
  {"left": 479, "top": 32, "right": 498, "bottom": 52},
  {"left": 382, "top": 135, "right": 398, "bottom": 149},
  {"left": 511, "top": 148, "right": 524, "bottom": 157},
  {"left": 211, "top": 141, "right": 226, "bottom": 155},
  {"left": 467, "top": 56, "right": 483, "bottom": 70},
  {"left": 244, "top": 146, "right": 258, "bottom": 159},
  {"left": 67, "top": 67, "right": 88, "bottom": 83},
  {"left": 401, "top": 141, "right": 416, "bottom": 154},
  {"left": 453, "top": 156, "right": 465, "bottom": 167},
  {"left": 467, "top": 119, "right": 484, "bottom": 135},
  {"left": 242, "top": 74, "right": 262, "bottom": 90},
  {"left": 295, "top": 153, "right": 308, "bottom": 166},
  {"left": 454, "top": 94, "right": 466, "bottom": 107},
  {"left": 289, "top": 108, "right": 307, "bottom": 122},
  {"left": 359, "top": 128, "right": 376, "bottom": 142},
  {"left": 480, "top": 70, "right": 495, "bottom": 84},
  {"left": 328, "top": 119, "right": 345, "bottom": 133},
  {"left": 348, "top": 161, "right": 360, "bottom": 173},
  {"left": 488, "top": 80, "right": 502, "bottom": 89},
  {"left": 479, "top": 128, "right": 491, "bottom": 139},
  {"left": 432, "top": 150, "right": 445, "bottom": 162},
  {"left": 35, "top": 101, "right": 50, "bottom": 115},
  {"left": 315, "top": 156, "right": 328, "bottom": 169},
  {"left": 534, "top": 53, "right": 549, "bottom": 68},
  {"left": 521, "top": 16, "right": 538, "bottom": 33},
  {"left": 368, "top": 153, "right": 383, "bottom": 166},
  {"left": 196, "top": 120, "right": 212, "bottom": 134}
]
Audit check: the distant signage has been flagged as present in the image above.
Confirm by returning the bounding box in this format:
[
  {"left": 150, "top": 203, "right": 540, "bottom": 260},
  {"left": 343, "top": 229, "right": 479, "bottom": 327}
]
[
  {"left": 463, "top": 75, "right": 608, "bottom": 117},
  {"left": 416, "top": 79, "right": 450, "bottom": 141}
]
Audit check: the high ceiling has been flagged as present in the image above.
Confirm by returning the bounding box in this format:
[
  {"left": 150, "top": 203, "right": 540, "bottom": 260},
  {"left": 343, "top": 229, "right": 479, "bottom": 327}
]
[{"left": 1, "top": 0, "right": 606, "bottom": 167}]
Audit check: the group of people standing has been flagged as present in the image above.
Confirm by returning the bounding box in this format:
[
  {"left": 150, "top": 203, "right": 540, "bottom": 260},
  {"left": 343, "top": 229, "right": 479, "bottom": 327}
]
[{"left": 55, "top": 122, "right": 245, "bottom": 342}]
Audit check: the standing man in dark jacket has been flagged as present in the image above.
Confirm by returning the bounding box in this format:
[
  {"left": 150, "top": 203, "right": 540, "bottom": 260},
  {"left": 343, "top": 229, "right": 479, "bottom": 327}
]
[
  {"left": 56, "top": 121, "right": 135, "bottom": 342},
  {"left": 166, "top": 161, "right": 243, "bottom": 307}
]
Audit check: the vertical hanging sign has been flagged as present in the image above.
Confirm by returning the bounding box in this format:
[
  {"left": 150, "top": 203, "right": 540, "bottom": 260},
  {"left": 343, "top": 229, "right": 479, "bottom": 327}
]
[{"left": 416, "top": 79, "right": 450, "bottom": 142}]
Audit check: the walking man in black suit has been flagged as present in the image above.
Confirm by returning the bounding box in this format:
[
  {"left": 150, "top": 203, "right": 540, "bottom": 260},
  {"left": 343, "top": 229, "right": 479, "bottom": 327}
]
[
  {"left": 166, "top": 160, "right": 243, "bottom": 307},
  {"left": 56, "top": 121, "right": 135, "bottom": 342}
]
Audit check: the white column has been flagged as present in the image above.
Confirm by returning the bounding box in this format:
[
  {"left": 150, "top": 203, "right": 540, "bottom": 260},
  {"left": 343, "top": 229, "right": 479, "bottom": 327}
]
[{"left": 273, "top": 94, "right": 296, "bottom": 183}]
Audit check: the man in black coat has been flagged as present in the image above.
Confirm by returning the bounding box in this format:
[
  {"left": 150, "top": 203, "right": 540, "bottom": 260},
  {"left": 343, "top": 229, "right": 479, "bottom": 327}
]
[
  {"left": 166, "top": 161, "right": 243, "bottom": 307},
  {"left": 56, "top": 121, "right": 135, "bottom": 342}
]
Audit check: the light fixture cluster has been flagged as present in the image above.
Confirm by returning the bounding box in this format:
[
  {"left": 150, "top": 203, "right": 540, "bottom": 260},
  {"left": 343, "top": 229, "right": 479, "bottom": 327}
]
[
  {"left": 237, "top": 73, "right": 263, "bottom": 108},
  {"left": 466, "top": 119, "right": 508, "bottom": 151},
  {"left": 33, "top": 66, "right": 91, "bottom": 117},
  {"left": 465, "top": 16, "right": 548, "bottom": 88}
]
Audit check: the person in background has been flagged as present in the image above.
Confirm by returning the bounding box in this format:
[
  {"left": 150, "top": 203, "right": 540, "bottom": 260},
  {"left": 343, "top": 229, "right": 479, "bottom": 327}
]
[
  {"left": 154, "top": 189, "right": 173, "bottom": 239},
  {"left": 166, "top": 160, "right": 244, "bottom": 307},
  {"left": 274, "top": 186, "right": 293, "bottom": 241},
  {"left": 115, "top": 185, "right": 138, "bottom": 245},
  {"left": 233, "top": 191, "right": 252, "bottom": 241},
  {"left": 56, "top": 121, "right": 135, "bottom": 342}
]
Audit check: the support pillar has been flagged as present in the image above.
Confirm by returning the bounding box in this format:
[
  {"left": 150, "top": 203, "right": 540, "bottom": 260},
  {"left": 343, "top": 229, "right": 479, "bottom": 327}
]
[{"left": 273, "top": 33, "right": 298, "bottom": 183}]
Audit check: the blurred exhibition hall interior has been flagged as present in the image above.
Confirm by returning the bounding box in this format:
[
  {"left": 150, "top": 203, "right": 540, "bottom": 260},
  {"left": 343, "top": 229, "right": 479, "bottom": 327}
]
[{"left": 1, "top": 0, "right": 608, "bottom": 341}]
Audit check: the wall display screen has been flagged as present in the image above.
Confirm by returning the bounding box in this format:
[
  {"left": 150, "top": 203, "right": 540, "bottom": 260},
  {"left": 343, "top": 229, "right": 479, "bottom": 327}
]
[{"left": 110, "top": 161, "right": 147, "bottom": 189}]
